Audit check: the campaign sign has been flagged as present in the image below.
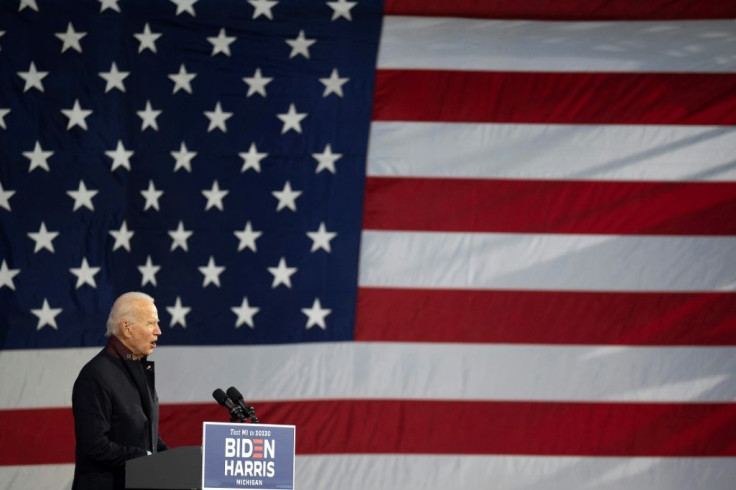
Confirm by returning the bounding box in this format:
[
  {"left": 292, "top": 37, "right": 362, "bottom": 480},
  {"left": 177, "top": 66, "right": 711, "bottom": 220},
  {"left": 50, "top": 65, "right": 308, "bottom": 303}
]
[{"left": 202, "top": 422, "right": 295, "bottom": 490}]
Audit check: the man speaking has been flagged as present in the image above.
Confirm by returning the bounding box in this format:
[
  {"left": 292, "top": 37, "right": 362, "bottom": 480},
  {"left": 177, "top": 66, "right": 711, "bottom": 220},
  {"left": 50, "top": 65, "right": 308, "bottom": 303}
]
[{"left": 72, "top": 291, "right": 168, "bottom": 489}]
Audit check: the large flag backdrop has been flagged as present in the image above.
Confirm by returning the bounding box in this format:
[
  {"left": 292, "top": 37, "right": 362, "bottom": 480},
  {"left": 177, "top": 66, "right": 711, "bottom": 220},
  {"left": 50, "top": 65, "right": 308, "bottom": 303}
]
[{"left": 1, "top": 0, "right": 736, "bottom": 488}]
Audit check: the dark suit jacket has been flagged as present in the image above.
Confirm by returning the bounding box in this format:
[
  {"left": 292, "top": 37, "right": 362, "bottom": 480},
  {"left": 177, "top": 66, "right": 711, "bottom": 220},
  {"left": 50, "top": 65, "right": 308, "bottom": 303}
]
[{"left": 72, "top": 339, "right": 168, "bottom": 490}]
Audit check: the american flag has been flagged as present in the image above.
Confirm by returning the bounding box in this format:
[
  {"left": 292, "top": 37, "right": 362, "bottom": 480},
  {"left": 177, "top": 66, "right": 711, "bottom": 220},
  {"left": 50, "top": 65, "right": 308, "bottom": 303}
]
[{"left": 1, "top": 0, "right": 736, "bottom": 488}]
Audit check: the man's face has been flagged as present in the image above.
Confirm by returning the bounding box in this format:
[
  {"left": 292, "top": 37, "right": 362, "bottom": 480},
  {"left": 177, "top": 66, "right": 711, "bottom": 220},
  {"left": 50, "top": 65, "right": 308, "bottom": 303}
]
[{"left": 123, "top": 300, "right": 161, "bottom": 359}]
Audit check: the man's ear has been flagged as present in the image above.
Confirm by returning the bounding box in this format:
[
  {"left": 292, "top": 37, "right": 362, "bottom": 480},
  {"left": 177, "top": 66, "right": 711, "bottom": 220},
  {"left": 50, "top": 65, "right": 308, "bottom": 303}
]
[{"left": 120, "top": 321, "right": 131, "bottom": 339}]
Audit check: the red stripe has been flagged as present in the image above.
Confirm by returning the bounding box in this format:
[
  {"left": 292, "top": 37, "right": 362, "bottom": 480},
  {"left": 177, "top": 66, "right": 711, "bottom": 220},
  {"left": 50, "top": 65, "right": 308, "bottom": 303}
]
[
  {"left": 373, "top": 70, "right": 736, "bottom": 125},
  {"left": 3, "top": 401, "right": 735, "bottom": 464},
  {"left": 362, "top": 177, "right": 736, "bottom": 235},
  {"left": 355, "top": 288, "right": 736, "bottom": 346},
  {"left": 385, "top": 0, "right": 736, "bottom": 20}
]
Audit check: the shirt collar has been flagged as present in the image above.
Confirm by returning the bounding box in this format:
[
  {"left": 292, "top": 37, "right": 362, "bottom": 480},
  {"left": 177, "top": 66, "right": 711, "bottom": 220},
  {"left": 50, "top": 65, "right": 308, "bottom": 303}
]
[{"left": 106, "top": 335, "right": 138, "bottom": 361}]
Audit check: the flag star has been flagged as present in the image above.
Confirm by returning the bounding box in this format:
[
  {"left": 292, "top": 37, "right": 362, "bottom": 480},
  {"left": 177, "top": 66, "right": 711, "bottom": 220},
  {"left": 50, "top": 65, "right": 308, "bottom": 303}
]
[
  {"left": 23, "top": 141, "right": 54, "bottom": 173},
  {"left": 0, "top": 31, "right": 3, "bottom": 50},
  {"left": 105, "top": 140, "right": 134, "bottom": 171},
  {"left": 276, "top": 103, "right": 307, "bottom": 134},
  {"left": 272, "top": 181, "right": 302, "bottom": 212},
  {"left": 134, "top": 23, "right": 161, "bottom": 53},
  {"left": 312, "top": 143, "right": 342, "bottom": 174},
  {"left": 168, "top": 64, "right": 197, "bottom": 94},
  {"left": 99, "top": 0, "right": 121, "bottom": 12},
  {"left": 138, "top": 255, "right": 161, "bottom": 287},
  {"left": 168, "top": 220, "right": 193, "bottom": 251},
  {"left": 234, "top": 221, "right": 262, "bottom": 252},
  {"left": 204, "top": 102, "right": 232, "bottom": 133},
  {"left": 242, "top": 68, "right": 273, "bottom": 97},
  {"left": 141, "top": 180, "right": 164, "bottom": 211},
  {"left": 109, "top": 220, "right": 134, "bottom": 252},
  {"left": 61, "top": 99, "right": 93, "bottom": 130},
  {"left": 137, "top": 100, "right": 161, "bottom": 131},
  {"left": 69, "top": 257, "right": 101, "bottom": 289},
  {"left": 166, "top": 296, "right": 191, "bottom": 328},
  {"left": 198, "top": 256, "right": 225, "bottom": 287},
  {"left": 67, "top": 180, "right": 98, "bottom": 212},
  {"left": 31, "top": 299, "right": 63, "bottom": 331},
  {"left": 208, "top": 27, "right": 235, "bottom": 56},
  {"left": 239, "top": 142, "right": 267, "bottom": 173},
  {"left": 307, "top": 222, "right": 337, "bottom": 253},
  {"left": 0, "top": 260, "right": 20, "bottom": 290},
  {"left": 0, "top": 180, "right": 15, "bottom": 211},
  {"left": 18, "top": 61, "right": 48, "bottom": 92},
  {"left": 27, "top": 222, "right": 59, "bottom": 253},
  {"left": 171, "top": 141, "right": 197, "bottom": 172},
  {"left": 98, "top": 62, "right": 129, "bottom": 92},
  {"left": 248, "top": 0, "right": 278, "bottom": 19},
  {"left": 286, "top": 30, "right": 316, "bottom": 59},
  {"left": 18, "top": 0, "right": 39, "bottom": 12},
  {"left": 320, "top": 68, "right": 349, "bottom": 97},
  {"left": 202, "top": 180, "right": 229, "bottom": 211},
  {"left": 268, "top": 257, "right": 297, "bottom": 289},
  {"left": 232, "top": 297, "right": 260, "bottom": 329},
  {"left": 327, "top": 0, "right": 357, "bottom": 21},
  {"left": 302, "top": 298, "right": 331, "bottom": 330},
  {"left": 55, "top": 22, "right": 86, "bottom": 53},
  {"left": 0, "top": 108, "right": 9, "bottom": 129},
  {"left": 171, "top": 0, "right": 197, "bottom": 16}
]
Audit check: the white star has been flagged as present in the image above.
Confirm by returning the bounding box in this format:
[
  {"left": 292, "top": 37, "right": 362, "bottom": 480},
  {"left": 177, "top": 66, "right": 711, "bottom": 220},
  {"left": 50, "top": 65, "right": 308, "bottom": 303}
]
[
  {"left": 276, "top": 103, "right": 307, "bottom": 134},
  {"left": 66, "top": 180, "right": 98, "bottom": 212},
  {"left": 138, "top": 255, "right": 161, "bottom": 287},
  {"left": 312, "top": 143, "right": 342, "bottom": 174},
  {"left": 98, "top": 62, "right": 129, "bottom": 92},
  {"left": 208, "top": 27, "right": 235, "bottom": 56},
  {"left": 168, "top": 220, "right": 193, "bottom": 251},
  {"left": 171, "top": 141, "right": 197, "bottom": 172},
  {"left": 141, "top": 180, "right": 163, "bottom": 211},
  {"left": 234, "top": 221, "right": 262, "bottom": 252},
  {"left": 232, "top": 297, "right": 260, "bottom": 329},
  {"left": 242, "top": 68, "right": 273, "bottom": 97},
  {"left": 105, "top": 140, "right": 134, "bottom": 171},
  {"left": 98, "top": 0, "right": 121, "bottom": 13},
  {"left": 18, "top": 61, "right": 48, "bottom": 92},
  {"left": 55, "top": 22, "right": 86, "bottom": 53},
  {"left": 171, "top": 0, "right": 197, "bottom": 16},
  {"left": 18, "top": 0, "right": 39, "bottom": 12},
  {"left": 302, "top": 298, "right": 332, "bottom": 329},
  {"left": 109, "top": 220, "right": 134, "bottom": 252},
  {"left": 22, "top": 141, "right": 54, "bottom": 173},
  {"left": 168, "top": 64, "right": 196, "bottom": 94},
  {"left": 239, "top": 142, "right": 267, "bottom": 173},
  {"left": 204, "top": 102, "right": 232, "bottom": 133},
  {"left": 134, "top": 23, "right": 161, "bottom": 53},
  {"left": 0, "top": 180, "right": 15, "bottom": 211},
  {"left": 166, "top": 296, "right": 191, "bottom": 328},
  {"left": 327, "top": 0, "right": 357, "bottom": 21},
  {"left": 320, "top": 68, "right": 349, "bottom": 97},
  {"left": 248, "top": 0, "right": 278, "bottom": 19},
  {"left": 268, "top": 257, "right": 297, "bottom": 289},
  {"left": 0, "top": 31, "right": 3, "bottom": 51},
  {"left": 69, "top": 257, "right": 101, "bottom": 289},
  {"left": 202, "top": 180, "right": 229, "bottom": 211},
  {"left": 198, "top": 256, "right": 225, "bottom": 287},
  {"left": 27, "top": 222, "right": 59, "bottom": 253},
  {"left": 61, "top": 99, "right": 93, "bottom": 130},
  {"left": 286, "top": 30, "right": 316, "bottom": 59},
  {"left": 0, "top": 260, "right": 20, "bottom": 290},
  {"left": 137, "top": 100, "right": 161, "bottom": 131},
  {"left": 272, "top": 181, "right": 302, "bottom": 212},
  {"left": 31, "top": 299, "right": 63, "bottom": 331},
  {"left": 307, "top": 222, "right": 337, "bottom": 253},
  {"left": 0, "top": 108, "right": 9, "bottom": 129}
]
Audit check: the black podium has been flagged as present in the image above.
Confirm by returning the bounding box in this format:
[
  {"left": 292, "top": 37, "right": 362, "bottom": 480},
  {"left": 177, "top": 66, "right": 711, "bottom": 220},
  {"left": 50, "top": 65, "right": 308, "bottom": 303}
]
[{"left": 126, "top": 446, "right": 202, "bottom": 489}]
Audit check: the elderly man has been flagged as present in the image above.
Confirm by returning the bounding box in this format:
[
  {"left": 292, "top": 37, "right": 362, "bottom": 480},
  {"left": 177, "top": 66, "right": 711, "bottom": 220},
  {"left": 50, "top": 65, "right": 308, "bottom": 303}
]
[{"left": 72, "top": 291, "right": 168, "bottom": 490}]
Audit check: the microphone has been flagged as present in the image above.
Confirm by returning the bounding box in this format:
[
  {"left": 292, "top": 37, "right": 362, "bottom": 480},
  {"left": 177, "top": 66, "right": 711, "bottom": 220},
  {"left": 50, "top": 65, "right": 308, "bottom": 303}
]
[
  {"left": 226, "top": 386, "right": 259, "bottom": 423},
  {"left": 212, "top": 388, "right": 247, "bottom": 422}
]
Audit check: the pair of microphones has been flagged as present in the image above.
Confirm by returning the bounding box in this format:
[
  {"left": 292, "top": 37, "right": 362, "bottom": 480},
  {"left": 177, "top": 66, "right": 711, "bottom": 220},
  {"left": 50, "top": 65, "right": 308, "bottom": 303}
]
[{"left": 212, "top": 386, "right": 259, "bottom": 423}]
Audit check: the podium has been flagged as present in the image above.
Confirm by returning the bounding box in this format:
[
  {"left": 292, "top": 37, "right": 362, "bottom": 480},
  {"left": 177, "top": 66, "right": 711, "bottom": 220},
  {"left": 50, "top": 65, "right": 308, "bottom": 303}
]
[{"left": 126, "top": 446, "right": 202, "bottom": 489}]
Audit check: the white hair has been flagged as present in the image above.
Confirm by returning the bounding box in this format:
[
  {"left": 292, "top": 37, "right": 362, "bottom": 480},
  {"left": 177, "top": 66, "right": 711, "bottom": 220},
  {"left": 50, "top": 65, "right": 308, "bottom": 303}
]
[{"left": 106, "top": 291, "right": 155, "bottom": 337}]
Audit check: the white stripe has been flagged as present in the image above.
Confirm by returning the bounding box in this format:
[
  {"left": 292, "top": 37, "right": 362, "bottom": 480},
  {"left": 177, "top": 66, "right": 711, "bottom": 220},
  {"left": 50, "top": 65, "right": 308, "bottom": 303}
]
[
  {"left": 2, "top": 343, "right": 735, "bottom": 409},
  {"left": 367, "top": 122, "right": 736, "bottom": 181},
  {"left": 358, "top": 231, "right": 736, "bottom": 292},
  {"left": 378, "top": 16, "right": 736, "bottom": 72}
]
